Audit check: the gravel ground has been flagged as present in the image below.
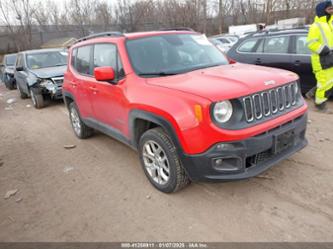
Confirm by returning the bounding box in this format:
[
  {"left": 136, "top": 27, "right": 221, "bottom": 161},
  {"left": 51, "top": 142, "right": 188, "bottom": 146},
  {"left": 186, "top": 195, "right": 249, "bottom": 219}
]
[{"left": 0, "top": 83, "right": 333, "bottom": 242}]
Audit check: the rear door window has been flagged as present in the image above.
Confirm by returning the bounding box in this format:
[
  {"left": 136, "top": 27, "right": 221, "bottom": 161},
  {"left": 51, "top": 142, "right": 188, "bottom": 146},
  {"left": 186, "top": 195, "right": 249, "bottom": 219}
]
[
  {"left": 76, "top": 46, "right": 92, "bottom": 75},
  {"left": 263, "top": 36, "right": 290, "bottom": 54}
]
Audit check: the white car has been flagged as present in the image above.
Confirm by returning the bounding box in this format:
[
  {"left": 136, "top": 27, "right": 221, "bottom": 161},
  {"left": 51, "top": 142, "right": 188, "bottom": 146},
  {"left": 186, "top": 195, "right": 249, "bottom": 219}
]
[{"left": 209, "top": 36, "right": 239, "bottom": 53}]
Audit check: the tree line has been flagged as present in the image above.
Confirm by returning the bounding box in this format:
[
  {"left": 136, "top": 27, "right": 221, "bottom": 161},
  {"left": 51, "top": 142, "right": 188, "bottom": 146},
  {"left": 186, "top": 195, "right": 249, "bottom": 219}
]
[{"left": 0, "top": 0, "right": 319, "bottom": 51}]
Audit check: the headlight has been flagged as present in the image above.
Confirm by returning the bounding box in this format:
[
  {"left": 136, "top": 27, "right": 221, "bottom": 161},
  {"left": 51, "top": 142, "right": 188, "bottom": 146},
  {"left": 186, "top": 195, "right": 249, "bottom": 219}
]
[
  {"left": 39, "top": 79, "right": 54, "bottom": 87},
  {"left": 213, "top": 100, "right": 233, "bottom": 123}
]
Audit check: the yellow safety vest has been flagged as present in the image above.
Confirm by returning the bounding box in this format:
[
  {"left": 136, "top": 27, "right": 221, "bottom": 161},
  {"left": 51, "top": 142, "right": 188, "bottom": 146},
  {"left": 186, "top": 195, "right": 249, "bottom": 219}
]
[{"left": 307, "top": 15, "right": 333, "bottom": 71}]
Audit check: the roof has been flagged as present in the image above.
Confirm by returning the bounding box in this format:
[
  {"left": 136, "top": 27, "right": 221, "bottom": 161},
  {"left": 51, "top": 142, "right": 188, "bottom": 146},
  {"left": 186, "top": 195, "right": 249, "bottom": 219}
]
[
  {"left": 19, "top": 48, "right": 66, "bottom": 55},
  {"left": 4, "top": 53, "right": 17, "bottom": 57},
  {"left": 41, "top": 37, "right": 77, "bottom": 49},
  {"left": 124, "top": 30, "right": 197, "bottom": 40},
  {"left": 251, "top": 28, "right": 308, "bottom": 37}
]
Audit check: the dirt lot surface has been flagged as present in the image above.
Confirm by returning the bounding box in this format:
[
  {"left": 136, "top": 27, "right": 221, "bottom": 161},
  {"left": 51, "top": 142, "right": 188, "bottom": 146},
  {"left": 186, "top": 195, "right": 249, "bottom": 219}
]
[{"left": 0, "top": 83, "right": 333, "bottom": 242}]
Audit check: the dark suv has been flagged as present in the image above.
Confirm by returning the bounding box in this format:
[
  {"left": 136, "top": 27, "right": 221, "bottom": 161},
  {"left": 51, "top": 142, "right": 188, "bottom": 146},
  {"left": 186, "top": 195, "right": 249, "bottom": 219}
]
[
  {"left": 14, "top": 48, "right": 67, "bottom": 108},
  {"left": 1, "top": 53, "right": 17, "bottom": 90},
  {"left": 227, "top": 29, "right": 314, "bottom": 93}
]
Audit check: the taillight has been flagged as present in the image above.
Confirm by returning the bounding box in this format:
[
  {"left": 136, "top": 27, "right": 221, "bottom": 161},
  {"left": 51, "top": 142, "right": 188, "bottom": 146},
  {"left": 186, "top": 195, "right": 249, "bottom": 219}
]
[{"left": 227, "top": 57, "right": 236, "bottom": 64}]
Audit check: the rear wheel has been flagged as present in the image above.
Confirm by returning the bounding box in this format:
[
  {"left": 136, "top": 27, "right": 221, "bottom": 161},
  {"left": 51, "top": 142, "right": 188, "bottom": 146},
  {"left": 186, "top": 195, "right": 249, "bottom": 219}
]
[
  {"left": 69, "top": 102, "right": 93, "bottom": 139},
  {"left": 30, "top": 88, "right": 45, "bottom": 109},
  {"left": 139, "top": 127, "right": 190, "bottom": 193}
]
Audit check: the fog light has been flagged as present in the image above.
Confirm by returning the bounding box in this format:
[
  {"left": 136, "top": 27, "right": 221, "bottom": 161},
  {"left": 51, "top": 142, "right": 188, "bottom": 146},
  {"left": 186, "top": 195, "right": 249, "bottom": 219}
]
[
  {"left": 212, "top": 157, "right": 242, "bottom": 172},
  {"left": 216, "top": 143, "right": 236, "bottom": 151},
  {"left": 215, "top": 158, "right": 223, "bottom": 166}
]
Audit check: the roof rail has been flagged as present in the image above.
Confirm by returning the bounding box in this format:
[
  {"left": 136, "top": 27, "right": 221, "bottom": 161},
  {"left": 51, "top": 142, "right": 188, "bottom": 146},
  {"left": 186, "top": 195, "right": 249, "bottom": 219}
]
[
  {"left": 75, "top": 31, "right": 124, "bottom": 44},
  {"left": 159, "top": 27, "right": 195, "bottom": 32}
]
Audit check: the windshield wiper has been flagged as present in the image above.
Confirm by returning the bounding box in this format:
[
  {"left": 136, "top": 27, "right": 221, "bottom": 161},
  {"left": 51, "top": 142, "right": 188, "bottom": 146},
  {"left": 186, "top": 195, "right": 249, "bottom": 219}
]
[
  {"left": 138, "top": 72, "right": 178, "bottom": 77},
  {"left": 182, "top": 63, "right": 224, "bottom": 73},
  {"left": 55, "top": 63, "right": 67, "bottom": 66}
]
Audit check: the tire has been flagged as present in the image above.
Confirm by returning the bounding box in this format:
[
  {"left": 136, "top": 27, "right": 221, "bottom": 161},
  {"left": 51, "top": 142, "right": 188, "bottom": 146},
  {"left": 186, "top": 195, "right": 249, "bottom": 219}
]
[
  {"left": 68, "top": 102, "right": 93, "bottom": 139},
  {"left": 17, "top": 84, "right": 28, "bottom": 99},
  {"left": 30, "top": 88, "right": 45, "bottom": 109},
  {"left": 5, "top": 77, "right": 15, "bottom": 90},
  {"left": 139, "top": 127, "right": 190, "bottom": 193}
]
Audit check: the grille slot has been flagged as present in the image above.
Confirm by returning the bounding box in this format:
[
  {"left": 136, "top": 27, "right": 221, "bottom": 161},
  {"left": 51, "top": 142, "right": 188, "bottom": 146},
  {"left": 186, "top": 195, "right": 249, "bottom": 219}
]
[{"left": 242, "top": 82, "right": 298, "bottom": 123}]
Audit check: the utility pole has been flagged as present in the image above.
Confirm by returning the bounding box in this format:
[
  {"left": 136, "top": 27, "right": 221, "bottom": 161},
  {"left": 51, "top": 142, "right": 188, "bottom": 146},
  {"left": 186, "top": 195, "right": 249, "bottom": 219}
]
[
  {"left": 219, "top": 0, "right": 223, "bottom": 33},
  {"left": 202, "top": 0, "right": 207, "bottom": 33}
]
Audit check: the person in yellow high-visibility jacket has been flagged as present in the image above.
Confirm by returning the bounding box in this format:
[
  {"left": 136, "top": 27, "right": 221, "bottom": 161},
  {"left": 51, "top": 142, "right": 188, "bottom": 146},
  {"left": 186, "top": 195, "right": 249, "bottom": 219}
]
[{"left": 307, "top": 0, "right": 333, "bottom": 112}]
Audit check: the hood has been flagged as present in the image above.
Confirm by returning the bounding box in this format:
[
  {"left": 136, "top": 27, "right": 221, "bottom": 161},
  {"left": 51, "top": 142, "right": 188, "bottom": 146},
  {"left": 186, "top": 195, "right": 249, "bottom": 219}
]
[
  {"left": 28, "top": 65, "right": 66, "bottom": 79},
  {"left": 146, "top": 64, "right": 298, "bottom": 102}
]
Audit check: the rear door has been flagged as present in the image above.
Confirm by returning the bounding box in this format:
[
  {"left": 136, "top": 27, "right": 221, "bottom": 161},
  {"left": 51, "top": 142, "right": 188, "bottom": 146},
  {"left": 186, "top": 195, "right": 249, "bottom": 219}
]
[
  {"left": 72, "top": 45, "right": 95, "bottom": 118},
  {"left": 290, "top": 35, "right": 315, "bottom": 93},
  {"left": 258, "top": 35, "right": 292, "bottom": 70}
]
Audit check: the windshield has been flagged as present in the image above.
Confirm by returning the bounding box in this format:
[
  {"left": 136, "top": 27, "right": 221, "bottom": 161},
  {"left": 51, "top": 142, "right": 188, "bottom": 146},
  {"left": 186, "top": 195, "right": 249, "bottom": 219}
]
[
  {"left": 5, "top": 54, "right": 16, "bottom": 66},
  {"left": 26, "top": 51, "right": 67, "bottom": 69},
  {"left": 127, "top": 34, "right": 229, "bottom": 77}
]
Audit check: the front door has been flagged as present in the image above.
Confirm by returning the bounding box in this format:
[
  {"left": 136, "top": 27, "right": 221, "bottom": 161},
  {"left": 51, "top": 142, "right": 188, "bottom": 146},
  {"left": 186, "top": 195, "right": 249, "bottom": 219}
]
[{"left": 90, "top": 43, "right": 127, "bottom": 133}]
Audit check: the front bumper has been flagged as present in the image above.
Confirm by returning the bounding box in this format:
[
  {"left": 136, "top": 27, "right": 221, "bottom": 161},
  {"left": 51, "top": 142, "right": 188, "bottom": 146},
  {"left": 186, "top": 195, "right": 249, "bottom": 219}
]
[
  {"left": 40, "top": 86, "right": 63, "bottom": 99},
  {"left": 181, "top": 113, "right": 308, "bottom": 181}
]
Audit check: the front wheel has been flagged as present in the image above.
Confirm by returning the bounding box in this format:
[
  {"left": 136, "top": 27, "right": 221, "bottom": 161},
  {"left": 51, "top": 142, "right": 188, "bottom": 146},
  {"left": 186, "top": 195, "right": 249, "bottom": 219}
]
[
  {"left": 30, "top": 88, "right": 45, "bottom": 109},
  {"left": 18, "top": 84, "right": 28, "bottom": 99},
  {"left": 139, "top": 127, "right": 190, "bottom": 193},
  {"left": 5, "top": 76, "right": 16, "bottom": 90}
]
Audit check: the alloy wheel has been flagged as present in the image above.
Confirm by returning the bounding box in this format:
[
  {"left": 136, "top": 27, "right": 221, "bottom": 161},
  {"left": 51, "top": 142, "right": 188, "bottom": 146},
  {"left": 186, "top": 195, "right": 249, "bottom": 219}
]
[
  {"left": 142, "top": 140, "right": 170, "bottom": 185},
  {"left": 70, "top": 106, "right": 81, "bottom": 136}
]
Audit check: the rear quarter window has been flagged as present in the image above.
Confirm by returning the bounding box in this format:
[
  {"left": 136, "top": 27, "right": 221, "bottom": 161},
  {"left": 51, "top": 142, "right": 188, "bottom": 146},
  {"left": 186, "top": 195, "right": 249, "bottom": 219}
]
[{"left": 237, "top": 39, "right": 260, "bottom": 53}]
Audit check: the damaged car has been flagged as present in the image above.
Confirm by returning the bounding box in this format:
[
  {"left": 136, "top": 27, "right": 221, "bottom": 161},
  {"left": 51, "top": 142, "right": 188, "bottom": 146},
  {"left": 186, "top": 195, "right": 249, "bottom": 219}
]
[
  {"left": 14, "top": 48, "right": 67, "bottom": 108},
  {"left": 1, "top": 53, "right": 17, "bottom": 90}
]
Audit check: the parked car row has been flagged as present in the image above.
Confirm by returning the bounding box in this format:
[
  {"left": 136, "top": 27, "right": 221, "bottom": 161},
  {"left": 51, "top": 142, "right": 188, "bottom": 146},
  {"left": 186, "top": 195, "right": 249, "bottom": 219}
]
[
  {"left": 1, "top": 48, "right": 67, "bottom": 108},
  {"left": 0, "top": 53, "right": 17, "bottom": 90},
  {"left": 1, "top": 29, "right": 308, "bottom": 193},
  {"left": 209, "top": 34, "right": 239, "bottom": 53}
]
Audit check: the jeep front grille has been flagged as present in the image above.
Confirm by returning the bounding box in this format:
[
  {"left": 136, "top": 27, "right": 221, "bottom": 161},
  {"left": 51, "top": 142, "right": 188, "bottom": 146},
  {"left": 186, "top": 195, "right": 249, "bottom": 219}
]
[{"left": 242, "top": 82, "right": 298, "bottom": 123}]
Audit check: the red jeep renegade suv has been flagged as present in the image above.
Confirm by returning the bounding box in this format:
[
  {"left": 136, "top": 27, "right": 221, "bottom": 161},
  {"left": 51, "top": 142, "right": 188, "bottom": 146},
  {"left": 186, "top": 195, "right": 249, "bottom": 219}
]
[{"left": 63, "top": 30, "right": 308, "bottom": 193}]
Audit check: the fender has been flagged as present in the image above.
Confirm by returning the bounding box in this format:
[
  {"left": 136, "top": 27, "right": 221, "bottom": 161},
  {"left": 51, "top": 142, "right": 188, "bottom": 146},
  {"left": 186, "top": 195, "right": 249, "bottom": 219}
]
[
  {"left": 62, "top": 91, "right": 76, "bottom": 109},
  {"left": 129, "top": 109, "right": 185, "bottom": 153}
]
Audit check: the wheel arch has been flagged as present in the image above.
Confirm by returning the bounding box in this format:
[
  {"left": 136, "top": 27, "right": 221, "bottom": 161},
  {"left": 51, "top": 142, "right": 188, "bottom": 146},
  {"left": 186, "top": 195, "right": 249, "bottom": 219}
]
[
  {"left": 129, "top": 109, "right": 184, "bottom": 154},
  {"left": 63, "top": 92, "right": 76, "bottom": 110}
]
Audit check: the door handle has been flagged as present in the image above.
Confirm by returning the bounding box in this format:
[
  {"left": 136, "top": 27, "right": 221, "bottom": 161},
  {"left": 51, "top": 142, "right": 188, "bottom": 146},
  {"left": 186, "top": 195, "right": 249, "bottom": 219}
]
[
  {"left": 255, "top": 58, "right": 261, "bottom": 64},
  {"left": 70, "top": 82, "right": 77, "bottom": 88},
  {"left": 294, "top": 60, "right": 301, "bottom": 66}
]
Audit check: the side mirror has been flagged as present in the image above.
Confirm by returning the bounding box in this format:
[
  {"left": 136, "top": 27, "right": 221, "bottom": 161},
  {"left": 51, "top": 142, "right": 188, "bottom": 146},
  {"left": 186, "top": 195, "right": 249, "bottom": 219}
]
[
  {"left": 94, "top": 66, "right": 115, "bottom": 82},
  {"left": 16, "top": 66, "right": 24, "bottom": 71}
]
